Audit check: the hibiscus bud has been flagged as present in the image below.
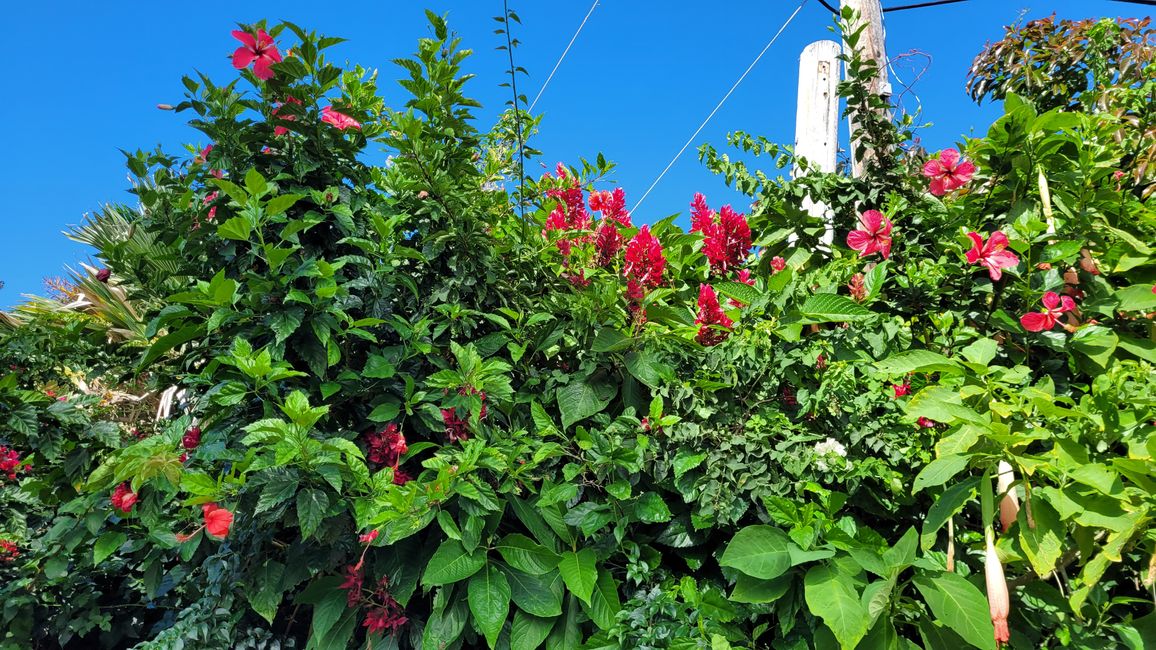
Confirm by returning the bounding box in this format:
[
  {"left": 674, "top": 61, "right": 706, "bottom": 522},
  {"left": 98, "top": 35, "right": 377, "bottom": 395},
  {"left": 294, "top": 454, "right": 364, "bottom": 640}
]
[
  {"left": 1063, "top": 268, "right": 1080, "bottom": 285},
  {"left": 417, "top": 190, "right": 429, "bottom": 199},
  {"left": 95, "top": 268, "right": 111, "bottom": 283},
  {"left": 996, "top": 461, "right": 1020, "bottom": 534},
  {"left": 1035, "top": 263, "right": 1051, "bottom": 271},
  {"left": 984, "top": 539, "right": 1011, "bottom": 646},
  {"left": 156, "top": 103, "right": 174, "bottom": 110}
]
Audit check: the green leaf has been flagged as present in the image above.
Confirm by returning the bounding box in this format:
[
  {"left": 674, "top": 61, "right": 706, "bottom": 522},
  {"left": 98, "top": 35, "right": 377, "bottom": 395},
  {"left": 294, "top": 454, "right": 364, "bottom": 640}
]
[
  {"left": 1019, "top": 495, "right": 1064, "bottom": 576},
  {"left": 729, "top": 573, "right": 791, "bottom": 604},
  {"left": 368, "top": 401, "right": 401, "bottom": 423},
  {"left": 469, "top": 564, "right": 511, "bottom": 649},
  {"left": 633, "top": 492, "right": 672, "bottom": 523},
  {"left": 583, "top": 568, "right": 621, "bottom": 631},
  {"left": 1070, "top": 325, "right": 1118, "bottom": 368},
  {"left": 1038, "top": 240, "right": 1083, "bottom": 264},
  {"left": 505, "top": 567, "right": 564, "bottom": 617},
  {"left": 673, "top": 450, "right": 707, "bottom": 479},
  {"left": 363, "top": 354, "right": 396, "bottom": 379},
  {"left": 497, "top": 534, "right": 561, "bottom": 575},
  {"left": 511, "top": 610, "right": 555, "bottom": 650},
  {"left": 555, "top": 379, "right": 615, "bottom": 430},
  {"left": 625, "top": 351, "right": 674, "bottom": 389},
  {"left": 93, "top": 532, "right": 126, "bottom": 565},
  {"left": 422, "top": 539, "right": 487, "bottom": 586},
  {"left": 591, "top": 328, "right": 632, "bottom": 353},
  {"left": 960, "top": 338, "right": 998, "bottom": 366},
  {"left": 269, "top": 308, "right": 305, "bottom": 344},
  {"left": 217, "top": 216, "right": 252, "bottom": 241},
  {"left": 876, "top": 350, "right": 962, "bottom": 376},
  {"left": 921, "top": 477, "right": 979, "bottom": 550},
  {"left": 799, "top": 293, "right": 874, "bottom": 323},
  {"left": 296, "top": 489, "right": 329, "bottom": 539},
  {"left": 245, "top": 167, "right": 268, "bottom": 197},
  {"left": 715, "top": 281, "right": 761, "bottom": 306},
  {"left": 720, "top": 525, "right": 792, "bottom": 579},
  {"left": 912, "top": 573, "right": 996, "bottom": 650},
  {"left": 863, "top": 260, "right": 890, "bottom": 302},
  {"left": 913, "top": 455, "right": 971, "bottom": 493},
  {"left": 1115, "top": 284, "right": 1156, "bottom": 312},
  {"left": 247, "top": 560, "right": 285, "bottom": 624},
  {"left": 265, "top": 193, "right": 305, "bottom": 217},
  {"left": 804, "top": 564, "right": 869, "bottom": 649},
  {"left": 557, "top": 548, "right": 597, "bottom": 605},
  {"left": 307, "top": 581, "right": 348, "bottom": 643}
]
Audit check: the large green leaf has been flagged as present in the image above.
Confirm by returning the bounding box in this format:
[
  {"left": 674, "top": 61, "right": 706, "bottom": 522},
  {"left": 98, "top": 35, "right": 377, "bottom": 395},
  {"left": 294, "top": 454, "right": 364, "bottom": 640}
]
[
  {"left": 557, "top": 548, "right": 597, "bottom": 605},
  {"left": 422, "top": 539, "right": 486, "bottom": 586},
  {"left": 469, "top": 564, "right": 511, "bottom": 649},
  {"left": 876, "top": 350, "right": 963, "bottom": 376},
  {"left": 1018, "top": 495, "right": 1064, "bottom": 576},
  {"left": 625, "top": 351, "right": 674, "bottom": 389},
  {"left": 555, "top": 379, "right": 615, "bottom": 430},
  {"left": 913, "top": 455, "right": 971, "bottom": 493},
  {"left": 804, "top": 564, "right": 869, "bottom": 649},
  {"left": 720, "top": 525, "right": 792, "bottom": 579},
  {"left": 729, "top": 573, "right": 791, "bottom": 604},
  {"left": 497, "top": 534, "right": 562, "bottom": 575},
  {"left": 296, "top": 489, "right": 329, "bottom": 539},
  {"left": 799, "top": 293, "right": 875, "bottom": 323},
  {"left": 921, "top": 477, "right": 979, "bottom": 550},
  {"left": 582, "top": 568, "right": 621, "bottom": 631},
  {"left": 511, "top": 610, "right": 555, "bottom": 650},
  {"left": 912, "top": 573, "right": 996, "bottom": 650},
  {"left": 505, "top": 567, "right": 563, "bottom": 617}
]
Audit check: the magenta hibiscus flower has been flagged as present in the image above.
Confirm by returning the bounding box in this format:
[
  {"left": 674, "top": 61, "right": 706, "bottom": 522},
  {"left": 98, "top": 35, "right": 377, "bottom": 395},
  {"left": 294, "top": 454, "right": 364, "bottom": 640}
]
[
  {"left": 846, "top": 210, "right": 893, "bottom": 259},
  {"left": 923, "top": 148, "right": 976, "bottom": 196},
  {"left": 965, "top": 231, "right": 1019, "bottom": 281}
]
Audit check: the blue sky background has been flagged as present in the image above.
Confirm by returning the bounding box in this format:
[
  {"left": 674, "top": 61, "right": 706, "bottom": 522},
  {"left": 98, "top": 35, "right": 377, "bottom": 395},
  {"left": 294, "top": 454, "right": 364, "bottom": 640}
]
[{"left": 1, "top": 0, "right": 1146, "bottom": 309}]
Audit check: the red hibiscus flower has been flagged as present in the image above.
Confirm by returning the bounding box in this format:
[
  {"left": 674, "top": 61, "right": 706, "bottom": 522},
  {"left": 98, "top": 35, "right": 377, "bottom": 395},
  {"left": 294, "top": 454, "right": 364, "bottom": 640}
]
[
  {"left": 202, "top": 503, "right": 234, "bottom": 538},
  {"left": 321, "top": 106, "right": 361, "bottom": 131},
  {"left": 966, "top": 231, "right": 1019, "bottom": 281},
  {"left": 0, "top": 445, "right": 28, "bottom": 481},
  {"left": 1020, "top": 291, "right": 1076, "bottom": 332},
  {"left": 182, "top": 426, "right": 202, "bottom": 450},
  {"left": 231, "top": 29, "right": 282, "bottom": 80},
  {"left": 846, "top": 210, "right": 893, "bottom": 259},
  {"left": 694, "top": 284, "right": 733, "bottom": 346},
  {"left": 359, "top": 530, "right": 380, "bottom": 545},
  {"left": 110, "top": 483, "right": 138, "bottom": 514},
  {"left": 916, "top": 416, "right": 937, "bottom": 429},
  {"left": 365, "top": 424, "right": 407, "bottom": 467},
  {"left": 922, "top": 148, "right": 976, "bottom": 196},
  {"left": 893, "top": 383, "right": 911, "bottom": 398}
]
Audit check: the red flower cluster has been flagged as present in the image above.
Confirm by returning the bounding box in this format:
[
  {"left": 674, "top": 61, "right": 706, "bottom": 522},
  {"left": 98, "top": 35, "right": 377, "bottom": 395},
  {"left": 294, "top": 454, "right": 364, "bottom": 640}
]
[
  {"left": 689, "top": 194, "right": 751, "bottom": 274},
  {"left": 694, "top": 284, "right": 733, "bottom": 346},
  {"left": 0, "top": 445, "right": 28, "bottom": 481},
  {"left": 365, "top": 424, "right": 407, "bottom": 467},
  {"left": 589, "top": 188, "right": 630, "bottom": 227},
  {"left": 542, "top": 164, "right": 592, "bottom": 260},
  {"left": 231, "top": 29, "right": 282, "bottom": 80},
  {"left": 272, "top": 96, "right": 303, "bottom": 136},
  {"left": 594, "top": 221, "right": 624, "bottom": 267},
  {"left": 770, "top": 256, "right": 787, "bottom": 273},
  {"left": 1020, "top": 291, "right": 1076, "bottom": 332},
  {"left": 321, "top": 106, "right": 361, "bottom": 131},
  {"left": 848, "top": 273, "right": 867, "bottom": 302},
  {"left": 893, "top": 383, "right": 912, "bottom": 398},
  {"left": 846, "top": 210, "right": 893, "bottom": 259},
  {"left": 110, "top": 483, "right": 138, "bottom": 514},
  {"left": 442, "top": 409, "right": 469, "bottom": 443},
  {"left": 623, "top": 225, "right": 666, "bottom": 291},
  {"left": 922, "top": 148, "right": 976, "bottom": 196},
  {"left": 340, "top": 564, "right": 408, "bottom": 635},
  {"left": 0, "top": 540, "right": 18, "bottom": 563}
]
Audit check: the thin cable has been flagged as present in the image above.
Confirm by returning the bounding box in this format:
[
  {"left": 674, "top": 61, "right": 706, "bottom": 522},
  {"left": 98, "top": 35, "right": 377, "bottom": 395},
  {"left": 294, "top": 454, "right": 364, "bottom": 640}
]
[
  {"left": 631, "top": 0, "right": 809, "bottom": 214},
  {"left": 528, "top": 0, "right": 600, "bottom": 111},
  {"left": 884, "top": 0, "right": 967, "bottom": 11}
]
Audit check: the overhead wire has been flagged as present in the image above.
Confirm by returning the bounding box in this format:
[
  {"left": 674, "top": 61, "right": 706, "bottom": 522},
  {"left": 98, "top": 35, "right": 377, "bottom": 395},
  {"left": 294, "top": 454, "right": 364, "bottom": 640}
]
[
  {"left": 528, "top": 0, "right": 600, "bottom": 111},
  {"left": 630, "top": 0, "right": 810, "bottom": 214}
]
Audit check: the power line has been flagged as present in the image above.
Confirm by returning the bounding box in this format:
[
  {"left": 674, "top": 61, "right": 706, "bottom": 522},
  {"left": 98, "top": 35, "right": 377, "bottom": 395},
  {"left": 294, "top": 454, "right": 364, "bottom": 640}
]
[
  {"left": 816, "top": 0, "right": 969, "bottom": 13},
  {"left": 1107, "top": 0, "right": 1156, "bottom": 5},
  {"left": 630, "top": 0, "right": 810, "bottom": 214},
  {"left": 528, "top": 0, "right": 600, "bottom": 111}
]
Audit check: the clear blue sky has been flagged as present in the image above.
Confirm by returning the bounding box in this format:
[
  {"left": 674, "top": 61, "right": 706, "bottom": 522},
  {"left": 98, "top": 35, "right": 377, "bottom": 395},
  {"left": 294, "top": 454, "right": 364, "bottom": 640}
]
[{"left": 0, "top": 0, "right": 1143, "bottom": 309}]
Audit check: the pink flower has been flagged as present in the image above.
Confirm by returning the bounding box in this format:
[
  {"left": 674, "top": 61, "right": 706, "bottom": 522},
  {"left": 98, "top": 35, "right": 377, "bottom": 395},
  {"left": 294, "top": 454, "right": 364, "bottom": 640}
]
[
  {"left": 770, "top": 256, "right": 787, "bottom": 273},
  {"left": 848, "top": 273, "right": 867, "bottom": 302},
  {"left": 321, "top": 106, "right": 361, "bottom": 131},
  {"left": 984, "top": 538, "right": 1011, "bottom": 646},
  {"left": 589, "top": 188, "right": 631, "bottom": 227},
  {"left": 182, "top": 426, "right": 201, "bottom": 450},
  {"left": 594, "top": 220, "right": 623, "bottom": 267},
  {"left": 690, "top": 194, "right": 751, "bottom": 274},
  {"left": 203, "top": 503, "right": 234, "bottom": 538},
  {"left": 623, "top": 225, "right": 666, "bottom": 290},
  {"left": 846, "top": 210, "right": 893, "bottom": 259},
  {"left": 1020, "top": 291, "right": 1076, "bottom": 332},
  {"left": 923, "top": 148, "right": 976, "bottom": 196},
  {"left": 694, "top": 284, "right": 733, "bottom": 346},
  {"left": 231, "top": 29, "right": 282, "bottom": 80},
  {"left": 359, "top": 530, "right": 380, "bottom": 545},
  {"left": 0, "top": 445, "right": 28, "bottom": 481},
  {"left": 892, "top": 383, "right": 911, "bottom": 398},
  {"left": 272, "top": 96, "right": 303, "bottom": 135},
  {"left": 203, "top": 191, "right": 219, "bottom": 221},
  {"left": 95, "top": 268, "right": 111, "bottom": 283},
  {"left": 916, "top": 416, "right": 937, "bottom": 429},
  {"left": 110, "top": 483, "right": 138, "bottom": 514},
  {"left": 966, "top": 231, "right": 1019, "bottom": 281}
]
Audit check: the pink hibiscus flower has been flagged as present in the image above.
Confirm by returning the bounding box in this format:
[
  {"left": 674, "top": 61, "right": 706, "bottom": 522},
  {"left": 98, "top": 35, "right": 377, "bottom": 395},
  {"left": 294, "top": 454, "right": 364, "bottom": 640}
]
[
  {"left": 923, "top": 148, "right": 976, "bottom": 196},
  {"left": 1020, "top": 291, "right": 1076, "bottom": 332},
  {"left": 846, "top": 210, "right": 893, "bottom": 259},
  {"left": 232, "top": 29, "right": 282, "bottom": 80},
  {"left": 321, "top": 106, "right": 361, "bottom": 131},
  {"left": 965, "top": 231, "right": 1019, "bottom": 281}
]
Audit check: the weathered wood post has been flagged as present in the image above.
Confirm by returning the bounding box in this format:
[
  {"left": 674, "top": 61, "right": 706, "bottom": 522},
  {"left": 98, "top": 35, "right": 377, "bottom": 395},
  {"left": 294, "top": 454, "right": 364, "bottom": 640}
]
[
  {"left": 840, "top": 0, "right": 891, "bottom": 178},
  {"left": 792, "top": 40, "right": 841, "bottom": 246}
]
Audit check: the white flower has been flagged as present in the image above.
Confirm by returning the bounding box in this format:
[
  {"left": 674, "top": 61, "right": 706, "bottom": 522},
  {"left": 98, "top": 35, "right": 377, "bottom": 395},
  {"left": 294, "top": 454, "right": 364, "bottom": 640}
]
[{"left": 813, "top": 437, "right": 850, "bottom": 472}]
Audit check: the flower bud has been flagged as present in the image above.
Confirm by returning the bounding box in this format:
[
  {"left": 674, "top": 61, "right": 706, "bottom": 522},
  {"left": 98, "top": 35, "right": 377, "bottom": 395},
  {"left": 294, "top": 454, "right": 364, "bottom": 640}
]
[
  {"left": 985, "top": 539, "right": 1011, "bottom": 646},
  {"left": 996, "top": 461, "right": 1020, "bottom": 534},
  {"left": 156, "top": 103, "right": 174, "bottom": 110}
]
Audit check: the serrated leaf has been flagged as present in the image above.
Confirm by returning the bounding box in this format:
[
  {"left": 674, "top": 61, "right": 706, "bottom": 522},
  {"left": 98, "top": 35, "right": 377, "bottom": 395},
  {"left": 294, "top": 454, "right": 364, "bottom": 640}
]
[
  {"left": 799, "top": 293, "right": 874, "bottom": 323},
  {"left": 555, "top": 379, "right": 615, "bottom": 430},
  {"left": 296, "top": 489, "right": 328, "bottom": 539}
]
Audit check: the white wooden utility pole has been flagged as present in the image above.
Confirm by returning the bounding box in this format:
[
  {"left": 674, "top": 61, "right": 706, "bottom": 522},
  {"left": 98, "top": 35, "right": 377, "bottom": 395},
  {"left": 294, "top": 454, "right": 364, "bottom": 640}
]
[
  {"left": 840, "top": 0, "right": 891, "bottom": 178},
  {"left": 792, "top": 40, "right": 841, "bottom": 246}
]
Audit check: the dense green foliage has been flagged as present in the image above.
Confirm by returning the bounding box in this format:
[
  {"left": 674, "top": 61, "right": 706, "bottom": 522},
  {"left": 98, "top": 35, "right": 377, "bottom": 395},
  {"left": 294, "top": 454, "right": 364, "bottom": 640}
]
[{"left": 1, "top": 11, "right": 1154, "bottom": 650}]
